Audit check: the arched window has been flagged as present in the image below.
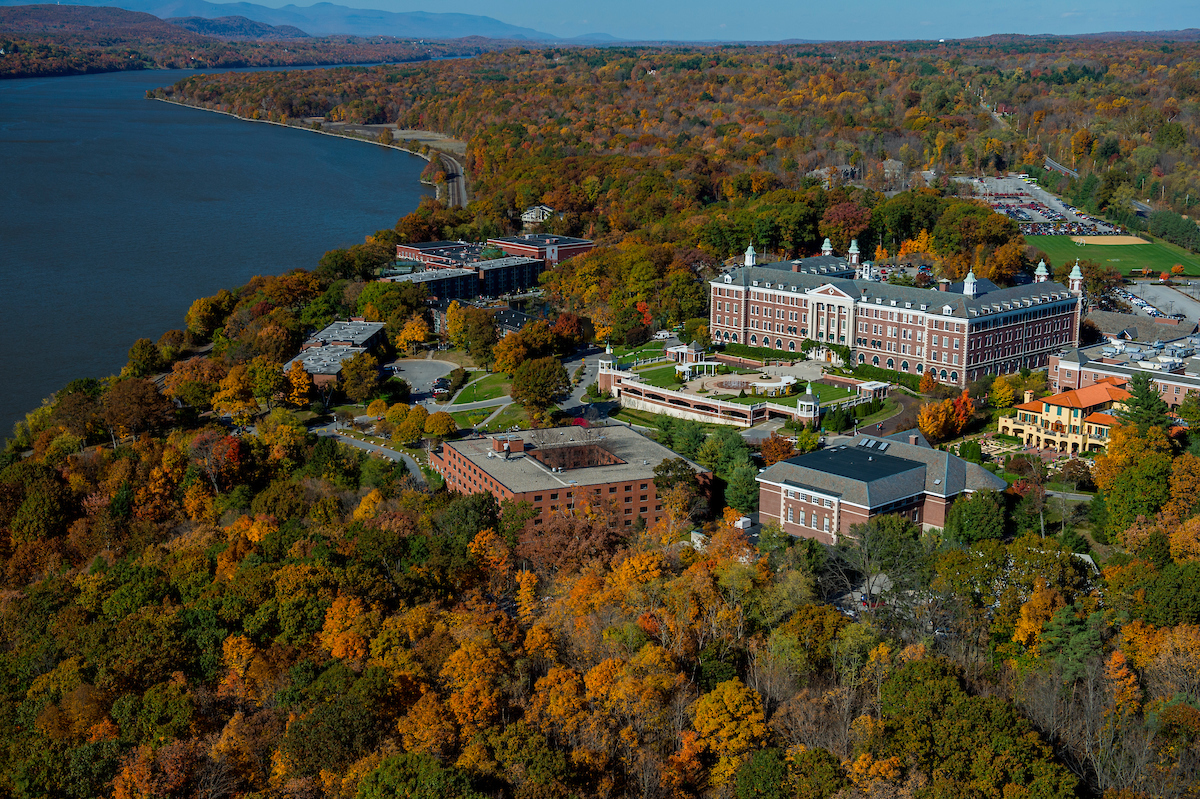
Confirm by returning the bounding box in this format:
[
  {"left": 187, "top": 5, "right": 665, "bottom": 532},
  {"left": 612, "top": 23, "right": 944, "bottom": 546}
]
[
  {"left": 732, "top": 333, "right": 738, "bottom": 343},
  {"left": 859, "top": 354, "right": 866, "bottom": 363},
  {"left": 940, "top": 369, "right": 948, "bottom": 380},
  {"left": 887, "top": 358, "right": 895, "bottom": 369},
  {"left": 789, "top": 341, "right": 796, "bottom": 351},
  {"left": 751, "top": 335, "right": 757, "bottom": 345},
  {"left": 872, "top": 356, "right": 880, "bottom": 366},
  {"left": 916, "top": 363, "right": 924, "bottom": 373},
  {"left": 951, "top": 371, "right": 959, "bottom": 383},
  {"left": 776, "top": 339, "right": 783, "bottom": 349},
  {"left": 901, "top": 360, "right": 909, "bottom": 372}
]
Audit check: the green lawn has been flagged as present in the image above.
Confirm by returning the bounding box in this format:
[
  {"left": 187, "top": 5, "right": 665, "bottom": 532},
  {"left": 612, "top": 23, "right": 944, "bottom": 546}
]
[
  {"left": 449, "top": 408, "right": 493, "bottom": 429},
  {"left": 634, "top": 365, "right": 683, "bottom": 388},
  {"left": 480, "top": 402, "right": 534, "bottom": 431},
  {"left": 810, "top": 383, "right": 855, "bottom": 403},
  {"left": 452, "top": 373, "right": 511, "bottom": 404},
  {"left": 1027, "top": 235, "right": 1200, "bottom": 276},
  {"left": 613, "top": 342, "right": 666, "bottom": 361}
]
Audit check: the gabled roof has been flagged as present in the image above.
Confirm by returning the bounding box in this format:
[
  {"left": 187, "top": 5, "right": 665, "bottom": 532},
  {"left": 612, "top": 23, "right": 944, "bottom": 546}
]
[
  {"left": 1084, "top": 411, "right": 1119, "bottom": 425},
  {"left": 715, "top": 263, "right": 1077, "bottom": 319},
  {"left": 1042, "top": 381, "right": 1130, "bottom": 410}
]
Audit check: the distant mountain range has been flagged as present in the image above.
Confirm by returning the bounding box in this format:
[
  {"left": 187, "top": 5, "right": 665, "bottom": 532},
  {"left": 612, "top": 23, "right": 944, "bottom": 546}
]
[
  {"left": 168, "top": 13, "right": 309, "bottom": 39},
  {"left": 0, "top": 0, "right": 599, "bottom": 39}
]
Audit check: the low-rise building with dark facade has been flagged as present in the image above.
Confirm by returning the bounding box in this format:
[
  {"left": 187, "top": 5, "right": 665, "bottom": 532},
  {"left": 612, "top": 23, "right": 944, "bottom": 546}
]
[
  {"left": 384, "top": 267, "right": 480, "bottom": 300},
  {"left": 756, "top": 431, "right": 1006, "bottom": 543}
]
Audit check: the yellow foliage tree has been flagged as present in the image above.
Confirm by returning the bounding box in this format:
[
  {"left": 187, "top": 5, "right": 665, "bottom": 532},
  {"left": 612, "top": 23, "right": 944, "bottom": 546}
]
[
  {"left": 917, "top": 399, "right": 956, "bottom": 443},
  {"left": 394, "top": 315, "right": 430, "bottom": 354},
  {"left": 691, "top": 678, "right": 767, "bottom": 786},
  {"left": 353, "top": 489, "right": 384, "bottom": 522},
  {"left": 1012, "top": 578, "right": 1066, "bottom": 650},
  {"left": 445, "top": 300, "right": 466, "bottom": 350},
  {"left": 991, "top": 375, "right": 1015, "bottom": 408},
  {"left": 285, "top": 360, "right": 311, "bottom": 408},
  {"left": 492, "top": 334, "right": 529, "bottom": 376},
  {"left": 212, "top": 364, "right": 259, "bottom": 426}
]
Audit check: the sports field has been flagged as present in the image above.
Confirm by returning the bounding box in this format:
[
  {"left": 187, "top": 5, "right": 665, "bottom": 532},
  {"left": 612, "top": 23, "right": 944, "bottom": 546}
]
[{"left": 1027, "top": 235, "right": 1200, "bottom": 277}]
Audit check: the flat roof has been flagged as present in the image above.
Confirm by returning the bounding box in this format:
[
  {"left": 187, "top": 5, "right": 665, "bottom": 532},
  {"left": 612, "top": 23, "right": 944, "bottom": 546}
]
[
  {"left": 304, "top": 320, "right": 386, "bottom": 347},
  {"left": 489, "top": 234, "right": 593, "bottom": 247},
  {"left": 786, "top": 445, "right": 920, "bottom": 483},
  {"left": 387, "top": 268, "right": 478, "bottom": 284},
  {"left": 285, "top": 345, "right": 365, "bottom": 375},
  {"left": 442, "top": 425, "right": 706, "bottom": 494},
  {"left": 476, "top": 256, "right": 544, "bottom": 271}
]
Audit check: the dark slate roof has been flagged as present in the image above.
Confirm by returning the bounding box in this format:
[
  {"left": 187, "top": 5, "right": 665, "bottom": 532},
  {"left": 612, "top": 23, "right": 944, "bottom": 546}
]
[
  {"left": 756, "top": 433, "right": 1005, "bottom": 508},
  {"left": 494, "top": 308, "right": 534, "bottom": 331},
  {"left": 757, "top": 255, "right": 857, "bottom": 278},
  {"left": 1086, "top": 310, "right": 1196, "bottom": 342},
  {"left": 716, "top": 262, "right": 1078, "bottom": 320}
]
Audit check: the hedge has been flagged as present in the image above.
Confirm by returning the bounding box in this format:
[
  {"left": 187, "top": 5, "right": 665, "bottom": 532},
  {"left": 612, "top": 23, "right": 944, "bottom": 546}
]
[{"left": 851, "top": 363, "right": 921, "bottom": 391}]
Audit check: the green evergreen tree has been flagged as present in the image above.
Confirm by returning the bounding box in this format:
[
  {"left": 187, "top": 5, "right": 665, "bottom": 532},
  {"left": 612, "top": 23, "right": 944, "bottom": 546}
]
[
  {"left": 1117, "top": 371, "right": 1170, "bottom": 433},
  {"left": 944, "top": 489, "right": 1005, "bottom": 544},
  {"left": 726, "top": 463, "right": 760, "bottom": 513}
]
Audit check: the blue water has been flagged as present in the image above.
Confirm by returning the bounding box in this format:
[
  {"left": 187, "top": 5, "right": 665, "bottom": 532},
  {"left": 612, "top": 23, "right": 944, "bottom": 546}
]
[{"left": 0, "top": 68, "right": 433, "bottom": 436}]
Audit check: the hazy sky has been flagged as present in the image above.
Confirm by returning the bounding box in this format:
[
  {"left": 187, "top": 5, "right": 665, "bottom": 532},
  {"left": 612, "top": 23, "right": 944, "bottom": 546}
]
[{"left": 250, "top": 0, "right": 1190, "bottom": 40}]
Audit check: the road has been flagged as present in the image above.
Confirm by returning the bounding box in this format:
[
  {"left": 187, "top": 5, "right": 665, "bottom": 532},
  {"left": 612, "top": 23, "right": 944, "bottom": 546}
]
[
  {"left": 1044, "top": 156, "right": 1079, "bottom": 179},
  {"left": 313, "top": 426, "right": 428, "bottom": 486},
  {"left": 436, "top": 152, "right": 468, "bottom": 208}
]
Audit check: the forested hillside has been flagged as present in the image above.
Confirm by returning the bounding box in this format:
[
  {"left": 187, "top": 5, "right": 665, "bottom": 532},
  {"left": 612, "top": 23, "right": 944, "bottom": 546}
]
[
  {"left": 0, "top": 5, "right": 514, "bottom": 77},
  {"left": 2, "top": 34, "right": 1200, "bottom": 799},
  {"left": 155, "top": 38, "right": 1200, "bottom": 248}
]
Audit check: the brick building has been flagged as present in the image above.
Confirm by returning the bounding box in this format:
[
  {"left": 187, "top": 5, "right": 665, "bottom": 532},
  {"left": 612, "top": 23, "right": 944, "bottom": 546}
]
[
  {"left": 756, "top": 431, "right": 1006, "bottom": 543},
  {"left": 430, "top": 426, "right": 708, "bottom": 527},
  {"left": 710, "top": 249, "right": 1083, "bottom": 387},
  {"left": 487, "top": 233, "right": 594, "bottom": 266},
  {"left": 1050, "top": 344, "right": 1200, "bottom": 410}
]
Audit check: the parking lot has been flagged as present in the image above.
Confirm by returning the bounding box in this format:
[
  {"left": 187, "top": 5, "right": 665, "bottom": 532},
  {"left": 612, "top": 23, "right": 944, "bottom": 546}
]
[
  {"left": 383, "top": 358, "right": 457, "bottom": 402},
  {"left": 1126, "top": 283, "right": 1200, "bottom": 324}
]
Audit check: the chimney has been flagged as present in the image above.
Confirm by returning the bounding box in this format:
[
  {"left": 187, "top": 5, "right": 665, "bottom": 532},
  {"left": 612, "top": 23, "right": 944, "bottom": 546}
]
[
  {"left": 792, "top": 262, "right": 801, "bottom": 272},
  {"left": 938, "top": 279, "right": 950, "bottom": 292},
  {"left": 1024, "top": 390, "right": 1034, "bottom": 404},
  {"left": 908, "top": 434, "right": 918, "bottom": 445}
]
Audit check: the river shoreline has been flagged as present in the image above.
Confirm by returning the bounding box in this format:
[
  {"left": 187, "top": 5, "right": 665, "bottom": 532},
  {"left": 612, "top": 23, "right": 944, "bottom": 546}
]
[{"left": 153, "top": 97, "right": 467, "bottom": 203}]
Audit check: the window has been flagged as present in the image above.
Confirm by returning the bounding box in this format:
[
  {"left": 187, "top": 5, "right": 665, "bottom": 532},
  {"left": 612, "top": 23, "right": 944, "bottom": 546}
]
[
  {"left": 534, "top": 495, "right": 543, "bottom": 502},
  {"left": 640, "top": 495, "right": 648, "bottom": 501},
  {"left": 609, "top": 486, "right": 617, "bottom": 493},
  {"left": 550, "top": 493, "right": 558, "bottom": 500},
  {"left": 787, "top": 508, "right": 794, "bottom": 522},
  {"left": 625, "top": 485, "right": 632, "bottom": 491},
  {"left": 641, "top": 484, "right": 648, "bottom": 490}
]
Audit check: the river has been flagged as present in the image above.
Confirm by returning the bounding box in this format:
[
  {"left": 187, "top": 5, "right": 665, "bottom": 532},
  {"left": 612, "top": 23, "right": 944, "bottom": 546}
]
[{"left": 0, "top": 68, "right": 433, "bottom": 438}]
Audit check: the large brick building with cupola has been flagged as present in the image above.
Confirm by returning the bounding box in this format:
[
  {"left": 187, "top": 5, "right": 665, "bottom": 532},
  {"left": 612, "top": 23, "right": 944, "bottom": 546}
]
[{"left": 710, "top": 246, "right": 1084, "bottom": 387}]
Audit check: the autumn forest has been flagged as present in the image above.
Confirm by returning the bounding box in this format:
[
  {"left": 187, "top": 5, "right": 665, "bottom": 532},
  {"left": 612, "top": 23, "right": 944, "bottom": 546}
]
[{"left": 2, "top": 32, "right": 1200, "bottom": 799}]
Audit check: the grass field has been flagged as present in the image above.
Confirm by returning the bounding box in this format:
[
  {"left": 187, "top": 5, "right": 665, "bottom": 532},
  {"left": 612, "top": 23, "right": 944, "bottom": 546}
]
[
  {"left": 449, "top": 408, "right": 493, "bottom": 429},
  {"left": 634, "top": 365, "right": 682, "bottom": 388},
  {"left": 1027, "top": 235, "right": 1200, "bottom": 276},
  {"left": 452, "top": 373, "right": 511, "bottom": 404}
]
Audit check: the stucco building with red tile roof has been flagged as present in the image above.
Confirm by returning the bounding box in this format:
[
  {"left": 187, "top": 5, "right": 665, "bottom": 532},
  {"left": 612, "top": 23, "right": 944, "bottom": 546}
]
[{"left": 1000, "top": 378, "right": 1131, "bottom": 453}]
